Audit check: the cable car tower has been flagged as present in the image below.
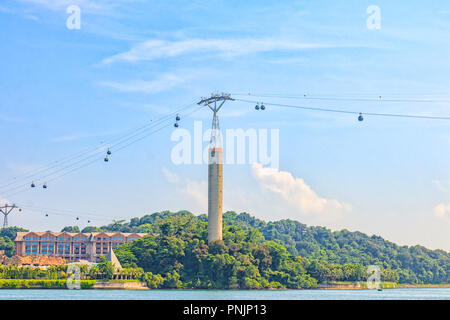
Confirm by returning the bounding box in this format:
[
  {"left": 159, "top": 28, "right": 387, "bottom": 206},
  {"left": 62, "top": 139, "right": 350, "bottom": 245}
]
[
  {"left": 0, "top": 204, "right": 21, "bottom": 228},
  {"left": 197, "top": 93, "right": 234, "bottom": 243}
]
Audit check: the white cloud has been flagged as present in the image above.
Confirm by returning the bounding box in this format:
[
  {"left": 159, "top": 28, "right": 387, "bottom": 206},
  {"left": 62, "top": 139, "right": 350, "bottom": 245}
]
[
  {"left": 50, "top": 130, "right": 118, "bottom": 143},
  {"left": 434, "top": 204, "right": 450, "bottom": 220},
  {"left": 6, "top": 162, "right": 42, "bottom": 175},
  {"left": 98, "top": 74, "right": 186, "bottom": 94},
  {"left": 0, "top": 114, "right": 25, "bottom": 123},
  {"left": 162, "top": 164, "right": 350, "bottom": 224},
  {"left": 250, "top": 163, "right": 350, "bottom": 221},
  {"left": 0, "top": 5, "right": 39, "bottom": 20},
  {"left": 18, "top": 0, "right": 104, "bottom": 11},
  {"left": 0, "top": 197, "right": 11, "bottom": 206},
  {"left": 18, "top": 0, "right": 141, "bottom": 13},
  {"left": 102, "top": 38, "right": 339, "bottom": 64},
  {"left": 432, "top": 180, "right": 449, "bottom": 193},
  {"left": 180, "top": 180, "right": 208, "bottom": 211},
  {"left": 162, "top": 168, "right": 207, "bottom": 213},
  {"left": 162, "top": 167, "right": 180, "bottom": 184}
]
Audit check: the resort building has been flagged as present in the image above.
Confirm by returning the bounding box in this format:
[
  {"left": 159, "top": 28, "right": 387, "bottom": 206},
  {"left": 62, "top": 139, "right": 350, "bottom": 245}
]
[{"left": 14, "top": 232, "right": 147, "bottom": 263}]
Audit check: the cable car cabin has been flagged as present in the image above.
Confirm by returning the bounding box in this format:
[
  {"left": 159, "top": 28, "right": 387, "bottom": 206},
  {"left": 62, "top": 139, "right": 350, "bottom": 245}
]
[
  {"left": 31, "top": 182, "right": 35, "bottom": 188},
  {"left": 174, "top": 122, "right": 179, "bottom": 128},
  {"left": 45, "top": 214, "right": 48, "bottom": 217},
  {"left": 261, "top": 104, "right": 265, "bottom": 110},
  {"left": 176, "top": 114, "right": 180, "bottom": 121},
  {"left": 43, "top": 184, "right": 47, "bottom": 189},
  {"left": 358, "top": 113, "right": 364, "bottom": 121},
  {"left": 107, "top": 149, "right": 112, "bottom": 155},
  {"left": 104, "top": 156, "right": 109, "bottom": 162},
  {"left": 255, "top": 104, "right": 260, "bottom": 110}
]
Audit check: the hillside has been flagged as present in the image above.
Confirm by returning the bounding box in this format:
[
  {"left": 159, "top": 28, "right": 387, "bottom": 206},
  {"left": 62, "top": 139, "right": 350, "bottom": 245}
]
[
  {"left": 1, "top": 210, "right": 448, "bottom": 286},
  {"left": 87, "top": 210, "right": 449, "bottom": 284}
]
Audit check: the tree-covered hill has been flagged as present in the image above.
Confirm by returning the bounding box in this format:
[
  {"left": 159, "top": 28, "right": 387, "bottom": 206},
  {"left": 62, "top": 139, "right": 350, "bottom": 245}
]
[
  {"left": 1, "top": 210, "right": 447, "bottom": 286},
  {"left": 83, "top": 210, "right": 448, "bottom": 285},
  {"left": 221, "top": 212, "right": 449, "bottom": 284}
]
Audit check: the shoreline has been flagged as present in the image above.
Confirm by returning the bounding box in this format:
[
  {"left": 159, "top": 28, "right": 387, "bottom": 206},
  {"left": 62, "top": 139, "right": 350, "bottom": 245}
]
[
  {"left": 318, "top": 282, "right": 450, "bottom": 290},
  {"left": 0, "top": 279, "right": 449, "bottom": 290}
]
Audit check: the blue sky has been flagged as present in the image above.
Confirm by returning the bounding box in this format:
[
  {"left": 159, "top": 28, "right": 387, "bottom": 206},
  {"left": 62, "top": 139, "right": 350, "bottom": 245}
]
[{"left": 0, "top": 0, "right": 449, "bottom": 250}]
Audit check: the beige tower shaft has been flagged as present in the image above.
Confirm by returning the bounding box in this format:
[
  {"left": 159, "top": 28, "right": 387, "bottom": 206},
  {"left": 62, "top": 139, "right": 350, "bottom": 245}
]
[
  {"left": 208, "top": 147, "right": 223, "bottom": 243},
  {"left": 197, "top": 93, "right": 233, "bottom": 244}
]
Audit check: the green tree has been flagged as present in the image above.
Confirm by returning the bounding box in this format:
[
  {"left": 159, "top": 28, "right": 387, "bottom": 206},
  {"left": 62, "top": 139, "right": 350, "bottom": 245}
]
[
  {"left": 163, "top": 270, "right": 182, "bottom": 288},
  {"left": 98, "top": 256, "right": 115, "bottom": 280},
  {"left": 61, "top": 226, "right": 80, "bottom": 233}
]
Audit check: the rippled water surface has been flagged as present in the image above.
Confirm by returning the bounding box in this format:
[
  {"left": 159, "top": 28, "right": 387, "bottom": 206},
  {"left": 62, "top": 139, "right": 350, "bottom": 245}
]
[{"left": 0, "top": 288, "right": 448, "bottom": 300}]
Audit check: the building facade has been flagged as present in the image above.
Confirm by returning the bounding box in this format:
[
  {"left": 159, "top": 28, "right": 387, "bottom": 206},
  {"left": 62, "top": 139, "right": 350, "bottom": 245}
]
[{"left": 15, "top": 232, "right": 147, "bottom": 263}]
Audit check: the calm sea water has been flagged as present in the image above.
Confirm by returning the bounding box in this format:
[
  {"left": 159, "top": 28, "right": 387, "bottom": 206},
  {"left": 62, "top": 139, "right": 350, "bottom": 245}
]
[{"left": 0, "top": 288, "right": 448, "bottom": 300}]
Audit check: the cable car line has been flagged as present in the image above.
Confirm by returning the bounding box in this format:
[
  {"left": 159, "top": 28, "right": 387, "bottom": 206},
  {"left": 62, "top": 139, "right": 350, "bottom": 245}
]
[
  {"left": 232, "top": 93, "right": 450, "bottom": 103},
  {"left": 18, "top": 204, "right": 127, "bottom": 221},
  {"left": 236, "top": 98, "right": 450, "bottom": 120},
  {"left": 0, "top": 102, "right": 196, "bottom": 190},
  {"left": 3, "top": 121, "right": 174, "bottom": 198},
  {"left": 0, "top": 103, "right": 198, "bottom": 194},
  {"left": 3, "top": 105, "right": 203, "bottom": 199},
  {"left": 0, "top": 102, "right": 197, "bottom": 190}
]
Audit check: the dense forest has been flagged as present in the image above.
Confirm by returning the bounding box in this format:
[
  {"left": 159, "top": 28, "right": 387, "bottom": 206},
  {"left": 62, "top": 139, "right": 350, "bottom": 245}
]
[
  {"left": 79, "top": 211, "right": 448, "bottom": 286},
  {"left": 1, "top": 211, "right": 448, "bottom": 288}
]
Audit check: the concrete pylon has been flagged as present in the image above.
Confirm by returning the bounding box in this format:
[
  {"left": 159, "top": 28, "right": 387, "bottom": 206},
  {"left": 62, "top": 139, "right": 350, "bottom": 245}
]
[
  {"left": 208, "top": 145, "right": 223, "bottom": 243},
  {"left": 197, "top": 93, "right": 233, "bottom": 243}
]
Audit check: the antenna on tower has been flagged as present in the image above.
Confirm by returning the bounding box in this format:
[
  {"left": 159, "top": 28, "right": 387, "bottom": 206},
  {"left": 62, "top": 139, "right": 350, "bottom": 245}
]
[
  {"left": 0, "top": 204, "right": 21, "bottom": 228},
  {"left": 197, "top": 93, "right": 234, "bottom": 243}
]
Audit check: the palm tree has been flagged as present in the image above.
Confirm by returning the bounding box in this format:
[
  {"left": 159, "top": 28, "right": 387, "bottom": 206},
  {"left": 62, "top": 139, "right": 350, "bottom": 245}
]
[
  {"left": 89, "top": 265, "right": 100, "bottom": 280},
  {"left": 79, "top": 264, "right": 89, "bottom": 280}
]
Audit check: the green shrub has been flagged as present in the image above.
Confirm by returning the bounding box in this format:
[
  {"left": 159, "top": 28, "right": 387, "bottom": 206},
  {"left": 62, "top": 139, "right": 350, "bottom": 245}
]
[{"left": 0, "top": 279, "right": 95, "bottom": 289}]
